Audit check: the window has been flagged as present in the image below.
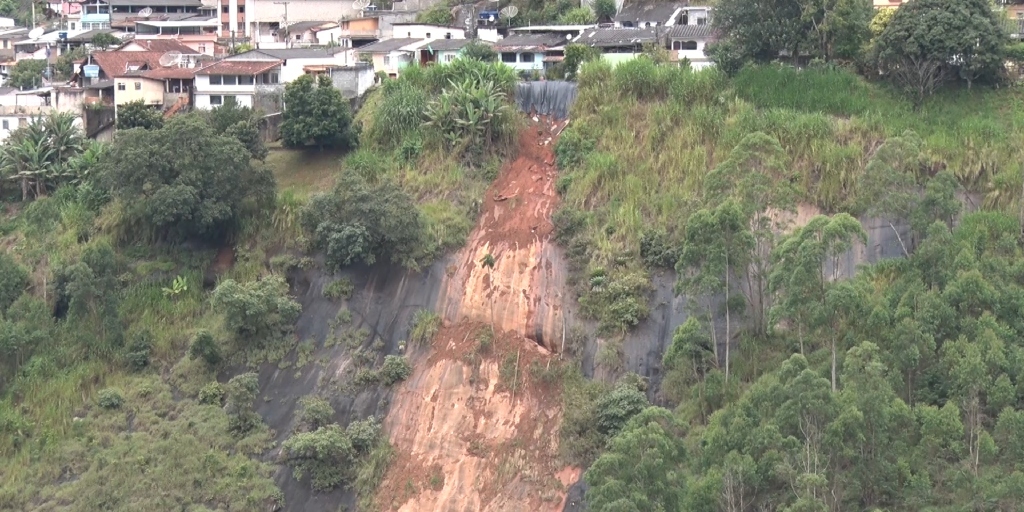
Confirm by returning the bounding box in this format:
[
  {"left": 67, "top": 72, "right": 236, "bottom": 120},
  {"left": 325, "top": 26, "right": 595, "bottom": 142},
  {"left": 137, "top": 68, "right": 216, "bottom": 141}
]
[
  {"left": 696, "top": 17, "right": 706, "bottom": 25},
  {"left": 210, "top": 95, "right": 223, "bottom": 105},
  {"left": 425, "top": 33, "right": 431, "bottom": 38},
  {"left": 70, "top": 22, "right": 76, "bottom": 30},
  {"left": 295, "top": 34, "right": 301, "bottom": 40},
  {"left": 222, "top": 5, "right": 228, "bottom": 12},
  {"left": 445, "top": 32, "right": 451, "bottom": 39},
  {"left": 519, "top": 52, "right": 534, "bottom": 63},
  {"left": 117, "top": 82, "right": 126, "bottom": 90},
  {"left": 198, "top": 43, "right": 206, "bottom": 53},
  {"left": 2, "top": 120, "right": 8, "bottom": 130},
  {"left": 501, "top": 52, "right": 516, "bottom": 63},
  {"left": 134, "top": 82, "right": 141, "bottom": 90},
  {"left": 672, "top": 40, "right": 681, "bottom": 50},
  {"left": 683, "top": 41, "right": 697, "bottom": 50},
  {"left": 209, "top": 74, "right": 221, "bottom": 85},
  {"left": 237, "top": 6, "right": 243, "bottom": 12},
  {"left": 240, "top": 75, "right": 254, "bottom": 85},
  {"left": 444, "top": 54, "right": 455, "bottom": 63},
  {"left": 221, "top": 75, "right": 237, "bottom": 85},
  {"left": 383, "top": 55, "right": 391, "bottom": 66}
]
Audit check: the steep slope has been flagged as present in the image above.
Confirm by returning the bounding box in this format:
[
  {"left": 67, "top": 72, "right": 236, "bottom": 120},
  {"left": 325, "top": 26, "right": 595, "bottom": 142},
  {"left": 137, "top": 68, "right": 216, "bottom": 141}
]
[{"left": 375, "top": 118, "right": 580, "bottom": 511}]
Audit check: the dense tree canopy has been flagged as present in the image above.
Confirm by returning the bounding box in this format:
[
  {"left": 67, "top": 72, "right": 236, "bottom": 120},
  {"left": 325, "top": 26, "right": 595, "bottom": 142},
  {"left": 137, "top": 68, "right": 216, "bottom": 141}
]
[
  {"left": 98, "top": 114, "right": 275, "bottom": 241},
  {"left": 116, "top": 100, "right": 164, "bottom": 131},
  {"left": 7, "top": 59, "right": 46, "bottom": 90},
  {"left": 281, "top": 74, "right": 357, "bottom": 150}
]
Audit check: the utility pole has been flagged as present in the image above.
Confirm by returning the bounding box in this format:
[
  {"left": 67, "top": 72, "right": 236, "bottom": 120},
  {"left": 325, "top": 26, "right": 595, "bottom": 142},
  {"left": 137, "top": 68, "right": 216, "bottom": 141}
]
[{"left": 273, "top": 1, "right": 289, "bottom": 48}]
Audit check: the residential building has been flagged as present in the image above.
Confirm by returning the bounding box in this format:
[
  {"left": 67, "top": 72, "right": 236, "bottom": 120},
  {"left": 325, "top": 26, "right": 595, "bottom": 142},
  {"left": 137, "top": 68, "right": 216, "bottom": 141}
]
[
  {"left": 118, "top": 38, "right": 197, "bottom": 53},
  {"left": 90, "top": 47, "right": 203, "bottom": 110},
  {"left": 81, "top": 0, "right": 112, "bottom": 29},
  {"left": 666, "top": 24, "right": 712, "bottom": 69},
  {"left": 278, "top": 20, "right": 335, "bottom": 46},
  {"left": 389, "top": 23, "right": 465, "bottom": 40},
  {"left": 0, "top": 27, "right": 27, "bottom": 60},
  {"left": 327, "top": 61, "right": 374, "bottom": 99},
  {"left": 247, "top": 0, "right": 362, "bottom": 44},
  {"left": 355, "top": 37, "right": 424, "bottom": 77},
  {"left": 574, "top": 27, "right": 660, "bottom": 65},
  {"left": 193, "top": 58, "right": 282, "bottom": 109},
  {"left": 422, "top": 38, "right": 487, "bottom": 65},
  {"left": 493, "top": 33, "right": 568, "bottom": 74},
  {"left": 225, "top": 48, "right": 344, "bottom": 82}
]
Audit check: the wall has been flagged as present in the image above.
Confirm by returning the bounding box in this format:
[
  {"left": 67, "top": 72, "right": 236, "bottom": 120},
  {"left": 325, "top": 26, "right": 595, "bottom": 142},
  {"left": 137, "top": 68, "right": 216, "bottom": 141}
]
[
  {"left": 257, "top": 111, "right": 280, "bottom": 141},
  {"left": 370, "top": 52, "right": 412, "bottom": 76},
  {"left": 0, "top": 115, "right": 24, "bottom": 141},
  {"left": 498, "top": 50, "right": 544, "bottom": 72},
  {"left": 329, "top": 63, "right": 374, "bottom": 99},
  {"left": 114, "top": 77, "right": 164, "bottom": 105},
  {"left": 193, "top": 92, "right": 254, "bottom": 109},
  {"left": 392, "top": 24, "right": 465, "bottom": 39}
]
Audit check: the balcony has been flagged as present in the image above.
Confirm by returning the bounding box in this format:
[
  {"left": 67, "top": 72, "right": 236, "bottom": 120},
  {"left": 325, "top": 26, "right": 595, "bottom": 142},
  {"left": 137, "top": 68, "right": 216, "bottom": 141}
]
[{"left": 338, "top": 29, "right": 378, "bottom": 39}]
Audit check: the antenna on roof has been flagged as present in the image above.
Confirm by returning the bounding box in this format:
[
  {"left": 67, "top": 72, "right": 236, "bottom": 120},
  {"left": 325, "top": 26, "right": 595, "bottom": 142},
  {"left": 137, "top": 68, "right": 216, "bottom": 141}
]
[
  {"left": 27, "top": 27, "right": 43, "bottom": 39},
  {"left": 159, "top": 51, "right": 182, "bottom": 67},
  {"left": 199, "top": 0, "right": 218, "bottom": 9},
  {"left": 353, "top": 0, "right": 370, "bottom": 12},
  {"left": 138, "top": 7, "right": 153, "bottom": 17},
  {"left": 499, "top": 5, "right": 518, "bottom": 26}
]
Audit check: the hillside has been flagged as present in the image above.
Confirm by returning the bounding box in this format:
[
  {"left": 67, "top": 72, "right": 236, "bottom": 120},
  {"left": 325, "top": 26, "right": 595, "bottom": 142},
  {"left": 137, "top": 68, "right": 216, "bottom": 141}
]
[{"left": 5, "top": 34, "right": 1024, "bottom": 512}]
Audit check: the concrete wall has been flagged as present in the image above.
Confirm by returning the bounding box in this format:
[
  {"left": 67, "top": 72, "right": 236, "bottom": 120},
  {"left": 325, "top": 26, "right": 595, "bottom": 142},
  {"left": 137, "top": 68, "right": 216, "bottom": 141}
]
[
  {"left": 330, "top": 63, "right": 374, "bottom": 99},
  {"left": 114, "top": 77, "right": 164, "bottom": 106},
  {"left": 194, "top": 92, "right": 255, "bottom": 109},
  {"left": 391, "top": 24, "right": 464, "bottom": 39}
]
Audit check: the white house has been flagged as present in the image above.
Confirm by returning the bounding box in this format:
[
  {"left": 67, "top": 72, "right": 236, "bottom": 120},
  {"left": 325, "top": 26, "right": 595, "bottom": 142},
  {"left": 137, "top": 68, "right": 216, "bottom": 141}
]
[
  {"left": 225, "top": 48, "right": 345, "bottom": 82},
  {"left": 389, "top": 22, "right": 465, "bottom": 40},
  {"left": 493, "top": 33, "right": 568, "bottom": 74},
  {"left": 355, "top": 37, "right": 425, "bottom": 77},
  {"left": 666, "top": 24, "right": 713, "bottom": 69},
  {"left": 193, "top": 58, "right": 281, "bottom": 109}
]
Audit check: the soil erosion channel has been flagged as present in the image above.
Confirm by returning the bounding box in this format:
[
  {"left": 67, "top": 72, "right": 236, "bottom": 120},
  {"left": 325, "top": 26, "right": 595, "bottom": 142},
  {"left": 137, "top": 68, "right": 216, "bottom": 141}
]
[{"left": 376, "top": 118, "right": 579, "bottom": 511}]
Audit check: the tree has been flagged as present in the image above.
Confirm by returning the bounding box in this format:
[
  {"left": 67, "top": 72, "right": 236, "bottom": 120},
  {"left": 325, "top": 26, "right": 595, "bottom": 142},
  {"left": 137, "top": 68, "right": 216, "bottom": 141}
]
[
  {"left": 711, "top": 0, "right": 806, "bottom": 67},
  {"left": 800, "top": 0, "right": 872, "bottom": 62},
  {"left": 210, "top": 275, "right": 301, "bottom": 347},
  {"left": 460, "top": 40, "right": 498, "bottom": 62},
  {"left": 594, "top": 0, "right": 617, "bottom": 22},
  {"left": 417, "top": 3, "right": 453, "bottom": 26},
  {"left": 0, "top": 253, "right": 28, "bottom": 313},
  {"left": 98, "top": 113, "right": 276, "bottom": 241},
  {"left": 54, "top": 46, "right": 87, "bottom": 81},
  {"left": 224, "top": 372, "right": 261, "bottom": 435},
  {"left": 90, "top": 32, "right": 121, "bottom": 49},
  {"left": 875, "top": 0, "right": 1006, "bottom": 103},
  {"left": 206, "top": 100, "right": 267, "bottom": 160},
  {"left": 558, "top": 6, "right": 596, "bottom": 25},
  {"left": 563, "top": 43, "right": 601, "bottom": 81},
  {"left": 7, "top": 59, "right": 46, "bottom": 90},
  {"left": 116, "top": 100, "right": 164, "bottom": 130},
  {"left": 858, "top": 130, "right": 926, "bottom": 255},
  {"left": 300, "top": 171, "right": 423, "bottom": 269},
  {"left": 0, "top": 112, "right": 84, "bottom": 201},
  {"left": 585, "top": 407, "right": 688, "bottom": 512},
  {"left": 704, "top": 133, "right": 798, "bottom": 338},
  {"left": 677, "top": 200, "right": 753, "bottom": 382},
  {"left": 281, "top": 74, "right": 357, "bottom": 150}
]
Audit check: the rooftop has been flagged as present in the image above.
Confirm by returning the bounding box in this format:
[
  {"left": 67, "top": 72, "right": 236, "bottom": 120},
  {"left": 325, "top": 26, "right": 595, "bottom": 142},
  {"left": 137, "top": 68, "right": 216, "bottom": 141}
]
[
  {"left": 391, "top": 22, "right": 464, "bottom": 29},
  {"left": 493, "top": 33, "right": 569, "bottom": 51},
  {"left": 423, "top": 38, "right": 484, "bottom": 51},
  {"left": 574, "top": 27, "right": 661, "bottom": 47},
  {"left": 196, "top": 59, "right": 281, "bottom": 75},
  {"left": 107, "top": 0, "right": 202, "bottom": 5},
  {"left": 614, "top": 2, "right": 684, "bottom": 23},
  {"left": 240, "top": 48, "right": 335, "bottom": 59},
  {"left": 118, "top": 38, "right": 197, "bottom": 53},
  {"left": 356, "top": 37, "right": 424, "bottom": 53},
  {"left": 64, "top": 28, "right": 119, "bottom": 43},
  {"left": 284, "top": 20, "right": 335, "bottom": 33},
  {"left": 91, "top": 50, "right": 166, "bottom": 77},
  {"left": 665, "top": 24, "right": 713, "bottom": 39},
  {"left": 508, "top": 24, "right": 597, "bottom": 32}
]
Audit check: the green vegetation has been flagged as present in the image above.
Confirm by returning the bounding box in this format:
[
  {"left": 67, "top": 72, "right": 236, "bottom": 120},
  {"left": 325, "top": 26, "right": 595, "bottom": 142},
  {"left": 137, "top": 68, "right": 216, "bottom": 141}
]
[
  {"left": 281, "top": 74, "right": 357, "bottom": 150},
  {"left": 322, "top": 277, "right": 354, "bottom": 300},
  {"left": 281, "top": 416, "right": 386, "bottom": 491},
  {"left": 90, "top": 32, "right": 121, "bottom": 49},
  {"left": 116, "top": 100, "right": 164, "bottom": 130},
  {"left": 7, "top": 59, "right": 46, "bottom": 90}
]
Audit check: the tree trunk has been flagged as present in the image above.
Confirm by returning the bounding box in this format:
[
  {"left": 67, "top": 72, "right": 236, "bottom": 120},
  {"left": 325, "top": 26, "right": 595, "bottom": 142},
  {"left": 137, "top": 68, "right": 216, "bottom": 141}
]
[
  {"left": 830, "top": 333, "right": 837, "bottom": 393},
  {"left": 20, "top": 177, "right": 27, "bottom": 202},
  {"left": 724, "top": 252, "right": 731, "bottom": 384}
]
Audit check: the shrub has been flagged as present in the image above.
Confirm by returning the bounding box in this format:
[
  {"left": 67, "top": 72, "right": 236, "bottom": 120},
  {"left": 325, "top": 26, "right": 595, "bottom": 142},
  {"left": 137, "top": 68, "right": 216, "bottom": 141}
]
[
  {"left": 282, "top": 425, "right": 354, "bottom": 490},
  {"left": 225, "top": 372, "right": 261, "bottom": 436},
  {"left": 639, "top": 230, "right": 678, "bottom": 269},
  {"left": 198, "top": 382, "right": 225, "bottom": 405},
  {"left": 281, "top": 74, "right": 357, "bottom": 150},
  {"left": 579, "top": 268, "right": 651, "bottom": 334},
  {"left": 124, "top": 329, "right": 152, "bottom": 371},
  {"left": 346, "top": 417, "right": 381, "bottom": 454},
  {"left": 322, "top": 278, "right": 355, "bottom": 300},
  {"left": 368, "top": 79, "right": 428, "bottom": 149},
  {"left": 0, "top": 253, "right": 28, "bottom": 313},
  {"left": 379, "top": 355, "right": 412, "bottom": 385},
  {"left": 97, "top": 388, "right": 124, "bottom": 409},
  {"left": 188, "top": 330, "right": 222, "bottom": 366},
  {"left": 211, "top": 276, "right": 301, "bottom": 347},
  {"left": 409, "top": 310, "right": 441, "bottom": 346},
  {"left": 594, "top": 383, "right": 648, "bottom": 437},
  {"left": 554, "top": 125, "right": 596, "bottom": 171},
  {"left": 298, "top": 395, "right": 335, "bottom": 430}
]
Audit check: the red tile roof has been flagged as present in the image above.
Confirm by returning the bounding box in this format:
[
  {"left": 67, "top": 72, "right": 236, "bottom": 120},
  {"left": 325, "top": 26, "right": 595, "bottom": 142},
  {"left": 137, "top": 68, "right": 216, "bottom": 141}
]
[
  {"left": 195, "top": 60, "right": 281, "bottom": 76},
  {"left": 91, "top": 51, "right": 165, "bottom": 78},
  {"left": 141, "top": 66, "right": 201, "bottom": 79}
]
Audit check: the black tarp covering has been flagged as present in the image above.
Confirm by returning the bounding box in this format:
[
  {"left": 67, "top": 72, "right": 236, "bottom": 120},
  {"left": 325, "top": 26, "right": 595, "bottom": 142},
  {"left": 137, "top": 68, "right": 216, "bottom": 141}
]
[{"left": 515, "top": 80, "right": 578, "bottom": 120}]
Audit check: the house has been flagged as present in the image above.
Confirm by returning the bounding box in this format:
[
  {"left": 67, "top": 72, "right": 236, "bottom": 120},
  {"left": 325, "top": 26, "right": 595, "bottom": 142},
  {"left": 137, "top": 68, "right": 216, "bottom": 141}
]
[
  {"left": 247, "top": 0, "right": 364, "bottom": 45},
  {"left": 315, "top": 16, "right": 380, "bottom": 48},
  {"left": 326, "top": 61, "right": 374, "bottom": 99},
  {"left": 0, "top": 27, "right": 26, "bottom": 60},
  {"left": 389, "top": 23, "right": 465, "bottom": 40},
  {"left": 493, "top": 33, "right": 568, "bottom": 75},
  {"left": 422, "top": 38, "right": 489, "bottom": 65},
  {"left": 108, "top": 0, "right": 214, "bottom": 34},
  {"left": 14, "top": 29, "right": 101, "bottom": 62},
  {"left": 117, "top": 38, "right": 196, "bottom": 53},
  {"left": 278, "top": 20, "right": 335, "bottom": 46},
  {"left": 574, "top": 27, "right": 660, "bottom": 65},
  {"left": 355, "top": 37, "right": 424, "bottom": 77},
  {"left": 0, "top": 87, "right": 57, "bottom": 142},
  {"left": 90, "top": 48, "right": 203, "bottom": 110},
  {"left": 80, "top": 0, "right": 112, "bottom": 29},
  {"left": 665, "top": 24, "right": 713, "bottom": 69},
  {"left": 225, "top": 48, "right": 345, "bottom": 82},
  {"left": 192, "top": 58, "right": 282, "bottom": 110},
  {"left": 613, "top": 2, "right": 684, "bottom": 28}
]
